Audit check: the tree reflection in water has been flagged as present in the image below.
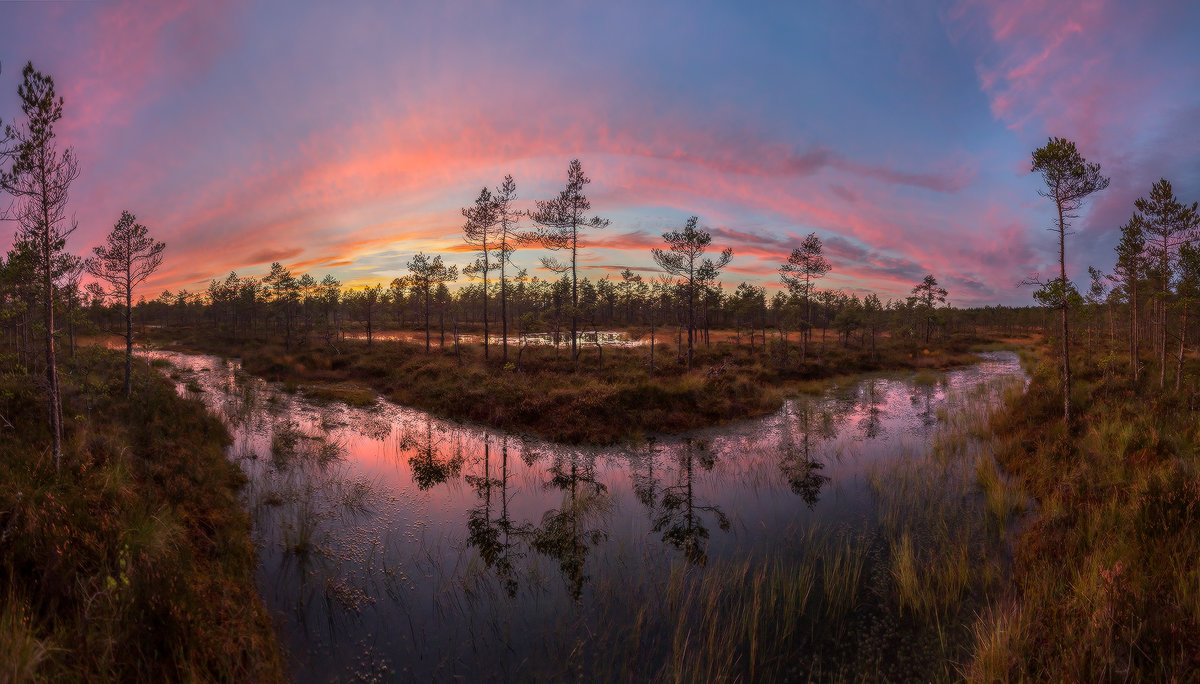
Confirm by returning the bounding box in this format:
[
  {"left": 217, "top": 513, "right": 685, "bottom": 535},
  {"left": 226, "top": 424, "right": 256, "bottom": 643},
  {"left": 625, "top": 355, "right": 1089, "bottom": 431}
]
[
  {"left": 404, "top": 416, "right": 464, "bottom": 490},
  {"left": 144, "top": 349, "right": 1028, "bottom": 681},
  {"left": 631, "top": 438, "right": 660, "bottom": 510},
  {"left": 778, "top": 402, "right": 831, "bottom": 509},
  {"left": 858, "top": 378, "right": 885, "bottom": 439},
  {"left": 652, "top": 439, "right": 730, "bottom": 566},
  {"left": 531, "top": 450, "right": 610, "bottom": 600},
  {"left": 465, "top": 436, "right": 529, "bottom": 597}
]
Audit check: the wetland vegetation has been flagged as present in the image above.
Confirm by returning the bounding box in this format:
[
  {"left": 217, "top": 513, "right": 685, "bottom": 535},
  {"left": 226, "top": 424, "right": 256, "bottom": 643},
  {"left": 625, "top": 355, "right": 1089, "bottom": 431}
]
[
  {"left": 2, "top": 28, "right": 1199, "bottom": 683},
  {"left": 143, "top": 346, "right": 1030, "bottom": 681}
]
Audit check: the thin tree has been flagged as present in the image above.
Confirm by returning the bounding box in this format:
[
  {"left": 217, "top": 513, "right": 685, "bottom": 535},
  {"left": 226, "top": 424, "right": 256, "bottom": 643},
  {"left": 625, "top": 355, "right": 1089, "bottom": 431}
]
[
  {"left": 780, "top": 232, "right": 831, "bottom": 363},
  {"left": 462, "top": 186, "right": 498, "bottom": 359},
  {"left": 402, "top": 252, "right": 458, "bottom": 352},
  {"left": 650, "top": 216, "right": 733, "bottom": 370},
  {"left": 1112, "top": 215, "right": 1146, "bottom": 380},
  {"left": 86, "top": 210, "right": 166, "bottom": 397},
  {"left": 355, "top": 284, "right": 383, "bottom": 349},
  {"left": 1030, "top": 137, "right": 1109, "bottom": 423},
  {"left": 529, "top": 159, "right": 610, "bottom": 365},
  {"left": 494, "top": 174, "right": 522, "bottom": 362},
  {"left": 1134, "top": 179, "right": 1199, "bottom": 389},
  {"left": 61, "top": 256, "right": 85, "bottom": 357},
  {"left": 1175, "top": 243, "right": 1200, "bottom": 392},
  {"left": 0, "top": 63, "right": 80, "bottom": 468}
]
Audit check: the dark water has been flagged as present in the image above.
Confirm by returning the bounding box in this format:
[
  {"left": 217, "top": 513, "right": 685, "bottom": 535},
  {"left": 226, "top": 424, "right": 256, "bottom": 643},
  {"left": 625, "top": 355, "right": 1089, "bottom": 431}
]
[{"left": 147, "top": 350, "right": 1026, "bottom": 681}]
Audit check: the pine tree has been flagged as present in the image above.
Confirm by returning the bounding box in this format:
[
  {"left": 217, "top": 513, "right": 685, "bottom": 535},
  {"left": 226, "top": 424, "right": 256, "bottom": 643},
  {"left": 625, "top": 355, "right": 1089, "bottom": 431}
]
[
  {"left": 86, "top": 210, "right": 166, "bottom": 397},
  {"left": 0, "top": 63, "right": 80, "bottom": 468},
  {"left": 529, "top": 159, "right": 609, "bottom": 366},
  {"left": 1030, "top": 137, "right": 1109, "bottom": 423}
]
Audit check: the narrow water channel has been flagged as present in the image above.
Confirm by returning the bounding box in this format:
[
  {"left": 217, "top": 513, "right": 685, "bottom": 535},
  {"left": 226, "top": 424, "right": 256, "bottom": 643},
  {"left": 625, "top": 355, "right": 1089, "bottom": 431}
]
[{"left": 147, "top": 350, "right": 1027, "bottom": 681}]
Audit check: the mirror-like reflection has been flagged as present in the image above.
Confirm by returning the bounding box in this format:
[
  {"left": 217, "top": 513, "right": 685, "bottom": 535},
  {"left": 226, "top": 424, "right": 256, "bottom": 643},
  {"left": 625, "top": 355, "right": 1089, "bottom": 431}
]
[
  {"left": 146, "top": 350, "right": 1026, "bottom": 681},
  {"left": 652, "top": 439, "right": 729, "bottom": 566}
]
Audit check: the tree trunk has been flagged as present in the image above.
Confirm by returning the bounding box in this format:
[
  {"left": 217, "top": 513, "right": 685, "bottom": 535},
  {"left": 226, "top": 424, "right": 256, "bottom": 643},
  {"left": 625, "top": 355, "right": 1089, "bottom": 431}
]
[
  {"left": 1058, "top": 200, "right": 1072, "bottom": 424},
  {"left": 687, "top": 275, "right": 695, "bottom": 371},
  {"left": 125, "top": 283, "right": 134, "bottom": 398},
  {"left": 801, "top": 292, "right": 809, "bottom": 363},
  {"left": 501, "top": 269, "right": 508, "bottom": 363},
  {"left": 1177, "top": 308, "right": 1187, "bottom": 393},
  {"left": 44, "top": 254, "right": 63, "bottom": 469},
  {"left": 649, "top": 319, "right": 656, "bottom": 379},
  {"left": 39, "top": 193, "right": 63, "bottom": 468},
  {"left": 571, "top": 225, "right": 579, "bottom": 366},
  {"left": 1161, "top": 242, "right": 1168, "bottom": 390},
  {"left": 1131, "top": 277, "right": 1139, "bottom": 381}
]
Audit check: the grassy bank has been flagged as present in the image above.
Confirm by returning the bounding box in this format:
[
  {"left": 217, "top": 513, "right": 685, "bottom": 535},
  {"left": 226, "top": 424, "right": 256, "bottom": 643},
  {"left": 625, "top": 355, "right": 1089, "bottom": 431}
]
[
  {"left": 965, "top": 342, "right": 1200, "bottom": 679},
  {"left": 145, "top": 325, "right": 1019, "bottom": 443},
  {"left": 0, "top": 347, "right": 283, "bottom": 682}
]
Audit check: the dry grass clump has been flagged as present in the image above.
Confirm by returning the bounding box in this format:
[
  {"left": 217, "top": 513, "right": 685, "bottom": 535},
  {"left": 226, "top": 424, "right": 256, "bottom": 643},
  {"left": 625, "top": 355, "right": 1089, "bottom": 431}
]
[
  {"left": 961, "top": 344, "right": 1200, "bottom": 680},
  {"left": 0, "top": 347, "right": 283, "bottom": 681}
]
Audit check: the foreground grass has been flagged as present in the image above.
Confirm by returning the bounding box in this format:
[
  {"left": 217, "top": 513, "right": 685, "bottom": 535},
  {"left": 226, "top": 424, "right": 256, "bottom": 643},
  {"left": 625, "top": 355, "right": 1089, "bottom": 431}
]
[
  {"left": 965, "top": 343, "right": 1200, "bottom": 679},
  {"left": 408, "top": 363, "right": 1031, "bottom": 680},
  {"left": 146, "top": 325, "right": 1014, "bottom": 443},
  {"left": 0, "top": 347, "right": 283, "bottom": 682}
]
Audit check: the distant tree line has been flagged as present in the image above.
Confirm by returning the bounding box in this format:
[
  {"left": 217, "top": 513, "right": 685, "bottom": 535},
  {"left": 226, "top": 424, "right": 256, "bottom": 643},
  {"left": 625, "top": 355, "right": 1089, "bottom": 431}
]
[
  {"left": 71, "top": 251, "right": 1048, "bottom": 368},
  {"left": 4, "top": 151, "right": 1062, "bottom": 388}
]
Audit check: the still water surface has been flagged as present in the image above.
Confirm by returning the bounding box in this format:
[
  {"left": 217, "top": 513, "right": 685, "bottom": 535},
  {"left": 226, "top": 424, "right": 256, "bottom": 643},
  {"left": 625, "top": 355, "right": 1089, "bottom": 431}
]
[{"left": 148, "top": 350, "right": 1025, "bottom": 681}]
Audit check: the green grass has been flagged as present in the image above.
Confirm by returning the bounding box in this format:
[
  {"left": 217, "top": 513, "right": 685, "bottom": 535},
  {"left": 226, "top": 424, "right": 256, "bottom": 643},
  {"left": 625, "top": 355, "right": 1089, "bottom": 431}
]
[{"left": 0, "top": 346, "right": 283, "bottom": 681}]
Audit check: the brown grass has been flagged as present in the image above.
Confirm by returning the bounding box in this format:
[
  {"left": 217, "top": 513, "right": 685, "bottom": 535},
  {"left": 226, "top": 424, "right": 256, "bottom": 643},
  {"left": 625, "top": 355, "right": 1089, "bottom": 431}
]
[
  {"left": 0, "top": 346, "right": 283, "bottom": 681},
  {"left": 145, "top": 325, "right": 1002, "bottom": 443}
]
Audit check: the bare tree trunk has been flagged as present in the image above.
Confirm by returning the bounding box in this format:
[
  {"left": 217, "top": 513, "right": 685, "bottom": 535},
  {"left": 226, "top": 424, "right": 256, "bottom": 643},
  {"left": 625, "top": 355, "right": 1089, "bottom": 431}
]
[
  {"left": 801, "top": 294, "right": 809, "bottom": 363},
  {"left": 687, "top": 278, "right": 695, "bottom": 371},
  {"left": 1156, "top": 246, "right": 1166, "bottom": 388},
  {"left": 1177, "top": 309, "right": 1187, "bottom": 393},
  {"left": 1108, "top": 301, "right": 1115, "bottom": 348},
  {"left": 1131, "top": 278, "right": 1139, "bottom": 381},
  {"left": 501, "top": 271, "right": 508, "bottom": 363},
  {"left": 649, "top": 321, "right": 656, "bottom": 379},
  {"left": 571, "top": 231, "right": 579, "bottom": 368},
  {"left": 483, "top": 264, "right": 489, "bottom": 360},
  {"left": 125, "top": 284, "right": 133, "bottom": 398},
  {"left": 762, "top": 310, "right": 767, "bottom": 359},
  {"left": 44, "top": 258, "right": 63, "bottom": 468},
  {"left": 594, "top": 327, "right": 602, "bottom": 373},
  {"left": 1059, "top": 202, "right": 1072, "bottom": 424}
]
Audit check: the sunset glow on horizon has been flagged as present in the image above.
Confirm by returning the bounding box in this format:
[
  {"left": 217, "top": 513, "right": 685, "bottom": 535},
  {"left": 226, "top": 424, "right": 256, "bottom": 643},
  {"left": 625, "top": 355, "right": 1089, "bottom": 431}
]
[{"left": 2, "top": 0, "right": 1198, "bottom": 305}]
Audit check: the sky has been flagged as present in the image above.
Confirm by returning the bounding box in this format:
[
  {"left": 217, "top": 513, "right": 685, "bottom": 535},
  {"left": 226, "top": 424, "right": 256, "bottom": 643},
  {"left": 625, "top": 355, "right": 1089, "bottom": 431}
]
[{"left": 1, "top": 0, "right": 1198, "bottom": 306}]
